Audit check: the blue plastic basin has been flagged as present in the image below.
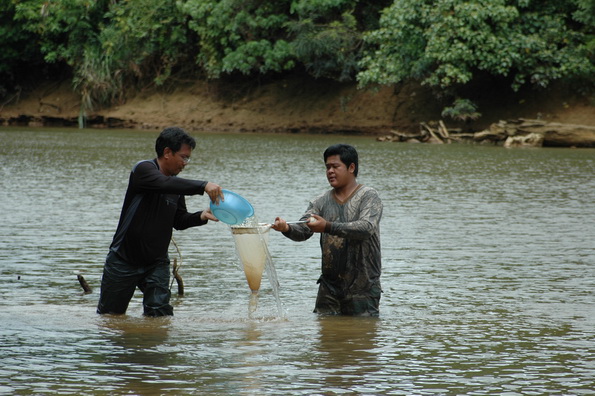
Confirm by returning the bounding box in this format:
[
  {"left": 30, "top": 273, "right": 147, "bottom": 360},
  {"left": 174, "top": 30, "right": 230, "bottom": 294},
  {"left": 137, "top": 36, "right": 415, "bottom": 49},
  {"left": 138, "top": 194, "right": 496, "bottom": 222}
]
[{"left": 210, "top": 189, "right": 255, "bottom": 225}]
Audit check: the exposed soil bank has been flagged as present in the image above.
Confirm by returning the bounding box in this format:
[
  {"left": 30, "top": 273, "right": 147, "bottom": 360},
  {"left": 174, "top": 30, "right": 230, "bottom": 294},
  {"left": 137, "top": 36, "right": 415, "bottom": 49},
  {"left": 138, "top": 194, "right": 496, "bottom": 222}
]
[{"left": 1, "top": 75, "right": 593, "bottom": 135}]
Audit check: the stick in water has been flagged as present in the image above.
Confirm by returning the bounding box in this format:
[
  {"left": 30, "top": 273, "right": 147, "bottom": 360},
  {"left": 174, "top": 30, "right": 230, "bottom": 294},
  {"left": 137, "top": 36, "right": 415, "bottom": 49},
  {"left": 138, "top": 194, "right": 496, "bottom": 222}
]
[
  {"left": 173, "top": 257, "right": 184, "bottom": 296},
  {"left": 77, "top": 274, "right": 92, "bottom": 294}
]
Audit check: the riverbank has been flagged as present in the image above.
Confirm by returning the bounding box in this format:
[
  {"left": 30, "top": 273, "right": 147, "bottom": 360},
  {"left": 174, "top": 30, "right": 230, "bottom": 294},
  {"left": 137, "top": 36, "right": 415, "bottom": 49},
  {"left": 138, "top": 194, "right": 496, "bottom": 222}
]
[{"left": 1, "top": 75, "right": 593, "bottom": 135}]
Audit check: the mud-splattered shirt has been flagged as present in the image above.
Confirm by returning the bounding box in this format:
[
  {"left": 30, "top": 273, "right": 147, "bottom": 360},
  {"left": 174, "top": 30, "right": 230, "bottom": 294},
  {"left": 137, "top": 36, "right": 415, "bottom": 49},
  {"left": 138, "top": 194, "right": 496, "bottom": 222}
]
[{"left": 283, "top": 185, "right": 383, "bottom": 298}]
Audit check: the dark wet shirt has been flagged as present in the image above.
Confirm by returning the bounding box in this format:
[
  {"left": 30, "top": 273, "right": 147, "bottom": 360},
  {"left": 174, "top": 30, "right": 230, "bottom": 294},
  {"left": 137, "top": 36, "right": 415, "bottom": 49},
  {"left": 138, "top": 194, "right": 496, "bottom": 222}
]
[
  {"left": 283, "top": 185, "right": 383, "bottom": 297},
  {"left": 109, "top": 159, "right": 208, "bottom": 266}
]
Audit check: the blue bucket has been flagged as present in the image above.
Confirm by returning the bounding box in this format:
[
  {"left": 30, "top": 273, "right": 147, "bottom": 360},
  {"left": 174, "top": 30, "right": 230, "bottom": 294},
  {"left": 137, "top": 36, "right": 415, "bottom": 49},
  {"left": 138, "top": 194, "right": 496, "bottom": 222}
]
[{"left": 210, "top": 189, "right": 255, "bottom": 225}]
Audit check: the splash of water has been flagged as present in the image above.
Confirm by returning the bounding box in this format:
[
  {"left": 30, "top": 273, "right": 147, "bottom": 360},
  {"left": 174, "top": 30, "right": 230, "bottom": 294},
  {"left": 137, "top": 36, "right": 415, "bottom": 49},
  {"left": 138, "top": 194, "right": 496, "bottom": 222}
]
[{"left": 259, "top": 228, "right": 283, "bottom": 318}]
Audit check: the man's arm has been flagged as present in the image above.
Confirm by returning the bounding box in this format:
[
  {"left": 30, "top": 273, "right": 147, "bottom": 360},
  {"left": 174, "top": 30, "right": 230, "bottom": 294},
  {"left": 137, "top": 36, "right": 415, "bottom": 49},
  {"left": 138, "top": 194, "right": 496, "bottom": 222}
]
[{"left": 133, "top": 160, "right": 209, "bottom": 196}]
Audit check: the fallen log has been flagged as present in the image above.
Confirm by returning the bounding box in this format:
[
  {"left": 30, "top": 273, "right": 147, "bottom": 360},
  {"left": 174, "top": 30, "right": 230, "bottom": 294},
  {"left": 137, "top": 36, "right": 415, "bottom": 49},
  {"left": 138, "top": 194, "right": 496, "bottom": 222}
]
[
  {"left": 376, "top": 130, "right": 422, "bottom": 142},
  {"left": 438, "top": 120, "right": 454, "bottom": 144},
  {"left": 377, "top": 121, "right": 461, "bottom": 143},
  {"left": 420, "top": 122, "right": 444, "bottom": 144},
  {"left": 475, "top": 119, "right": 595, "bottom": 147},
  {"left": 378, "top": 118, "right": 595, "bottom": 147},
  {"left": 504, "top": 133, "right": 544, "bottom": 148}
]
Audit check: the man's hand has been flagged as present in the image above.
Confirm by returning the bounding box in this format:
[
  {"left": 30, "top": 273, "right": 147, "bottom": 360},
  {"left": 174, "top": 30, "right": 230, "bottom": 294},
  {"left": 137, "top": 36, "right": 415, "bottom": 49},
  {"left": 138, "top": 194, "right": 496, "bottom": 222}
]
[
  {"left": 200, "top": 208, "right": 219, "bottom": 222},
  {"left": 205, "top": 182, "right": 224, "bottom": 204},
  {"left": 307, "top": 214, "right": 327, "bottom": 233},
  {"left": 271, "top": 217, "right": 289, "bottom": 232}
]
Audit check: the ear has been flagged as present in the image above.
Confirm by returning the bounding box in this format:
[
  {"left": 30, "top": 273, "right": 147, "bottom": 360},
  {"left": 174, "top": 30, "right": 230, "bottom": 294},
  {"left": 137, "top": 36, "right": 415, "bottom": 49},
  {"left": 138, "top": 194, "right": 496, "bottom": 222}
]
[
  {"left": 348, "top": 163, "right": 356, "bottom": 174},
  {"left": 164, "top": 147, "right": 172, "bottom": 159}
]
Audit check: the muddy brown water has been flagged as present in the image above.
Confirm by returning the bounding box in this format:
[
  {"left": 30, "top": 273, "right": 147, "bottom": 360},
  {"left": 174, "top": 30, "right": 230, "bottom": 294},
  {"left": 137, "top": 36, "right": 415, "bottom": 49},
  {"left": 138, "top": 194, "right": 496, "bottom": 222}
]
[{"left": 0, "top": 127, "right": 594, "bottom": 394}]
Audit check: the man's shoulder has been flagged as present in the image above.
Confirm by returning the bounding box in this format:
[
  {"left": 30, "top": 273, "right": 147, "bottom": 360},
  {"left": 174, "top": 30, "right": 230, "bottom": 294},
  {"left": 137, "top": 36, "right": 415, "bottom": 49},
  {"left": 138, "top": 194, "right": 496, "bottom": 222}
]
[
  {"left": 132, "top": 159, "right": 157, "bottom": 172},
  {"left": 356, "top": 185, "right": 382, "bottom": 203},
  {"left": 359, "top": 185, "right": 380, "bottom": 195},
  {"left": 355, "top": 184, "right": 378, "bottom": 195}
]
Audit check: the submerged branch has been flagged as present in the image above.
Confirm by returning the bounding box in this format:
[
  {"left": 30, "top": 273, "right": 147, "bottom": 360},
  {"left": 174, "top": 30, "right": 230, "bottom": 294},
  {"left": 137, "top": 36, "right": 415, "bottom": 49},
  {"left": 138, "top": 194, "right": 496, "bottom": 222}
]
[
  {"left": 77, "top": 274, "right": 92, "bottom": 294},
  {"left": 170, "top": 237, "right": 184, "bottom": 296}
]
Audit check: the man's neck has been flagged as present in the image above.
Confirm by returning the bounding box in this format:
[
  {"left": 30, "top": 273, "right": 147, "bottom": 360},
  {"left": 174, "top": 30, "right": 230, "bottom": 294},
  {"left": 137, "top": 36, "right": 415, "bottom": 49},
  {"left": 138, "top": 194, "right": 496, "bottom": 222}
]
[
  {"left": 334, "top": 180, "right": 359, "bottom": 202},
  {"left": 156, "top": 157, "right": 170, "bottom": 176}
]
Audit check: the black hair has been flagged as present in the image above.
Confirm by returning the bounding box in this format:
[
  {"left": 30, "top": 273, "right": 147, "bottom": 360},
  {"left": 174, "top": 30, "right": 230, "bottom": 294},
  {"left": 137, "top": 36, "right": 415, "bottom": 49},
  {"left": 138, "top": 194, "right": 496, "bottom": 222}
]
[
  {"left": 323, "top": 144, "right": 359, "bottom": 176},
  {"left": 155, "top": 127, "right": 196, "bottom": 157}
]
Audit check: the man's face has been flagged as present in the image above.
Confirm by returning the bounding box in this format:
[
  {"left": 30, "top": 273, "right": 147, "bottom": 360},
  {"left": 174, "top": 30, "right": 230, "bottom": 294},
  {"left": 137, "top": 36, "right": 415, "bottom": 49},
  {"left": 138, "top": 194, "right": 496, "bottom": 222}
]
[
  {"left": 163, "top": 143, "right": 192, "bottom": 176},
  {"left": 325, "top": 154, "right": 355, "bottom": 189}
]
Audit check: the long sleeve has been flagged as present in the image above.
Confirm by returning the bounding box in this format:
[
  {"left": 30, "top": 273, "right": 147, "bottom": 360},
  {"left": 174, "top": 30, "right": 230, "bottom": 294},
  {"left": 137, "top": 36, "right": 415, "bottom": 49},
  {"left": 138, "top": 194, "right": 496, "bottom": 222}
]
[
  {"left": 131, "top": 159, "right": 207, "bottom": 195},
  {"left": 110, "top": 159, "right": 210, "bottom": 265}
]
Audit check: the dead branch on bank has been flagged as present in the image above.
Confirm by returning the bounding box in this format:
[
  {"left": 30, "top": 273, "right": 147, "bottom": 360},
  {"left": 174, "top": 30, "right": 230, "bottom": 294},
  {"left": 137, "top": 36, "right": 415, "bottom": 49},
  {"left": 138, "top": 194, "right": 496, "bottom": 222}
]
[
  {"left": 377, "top": 120, "right": 464, "bottom": 143},
  {"left": 377, "top": 118, "right": 595, "bottom": 147},
  {"left": 439, "top": 120, "right": 451, "bottom": 142},
  {"left": 479, "top": 119, "right": 595, "bottom": 147}
]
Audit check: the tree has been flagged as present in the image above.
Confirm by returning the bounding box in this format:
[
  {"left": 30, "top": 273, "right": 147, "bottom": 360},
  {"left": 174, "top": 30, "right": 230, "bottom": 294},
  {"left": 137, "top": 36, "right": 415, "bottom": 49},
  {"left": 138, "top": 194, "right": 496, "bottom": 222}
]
[
  {"left": 13, "top": 0, "right": 195, "bottom": 120},
  {"left": 101, "top": 0, "right": 195, "bottom": 87},
  {"left": 13, "top": 0, "right": 112, "bottom": 121},
  {"left": 0, "top": 0, "right": 44, "bottom": 98},
  {"left": 358, "top": 0, "right": 594, "bottom": 118},
  {"left": 14, "top": 0, "right": 110, "bottom": 66},
  {"left": 288, "top": 0, "right": 364, "bottom": 81},
  {"left": 179, "top": 0, "right": 390, "bottom": 81},
  {"left": 180, "top": 0, "right": 295, "bottom": 77}
]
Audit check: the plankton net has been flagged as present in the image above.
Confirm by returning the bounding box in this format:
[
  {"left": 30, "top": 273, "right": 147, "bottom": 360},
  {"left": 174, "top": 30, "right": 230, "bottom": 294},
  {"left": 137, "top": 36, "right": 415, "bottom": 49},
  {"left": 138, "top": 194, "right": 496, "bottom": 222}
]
[{"left": 230, "top": 223, "right": 270, "bottom": 293}]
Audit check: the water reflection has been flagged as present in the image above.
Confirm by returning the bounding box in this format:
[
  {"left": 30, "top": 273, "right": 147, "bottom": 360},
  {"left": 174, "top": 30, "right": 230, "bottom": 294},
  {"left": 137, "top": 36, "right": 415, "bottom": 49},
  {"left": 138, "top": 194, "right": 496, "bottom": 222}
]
[
  {"left": 234, "top": 322, "right": 266, "bottom": 393},
  {"left": 98, "top": 316, "right": 172, "bottom": 395},
  {"left": 315, "top": 316, "right": 380, "bottom": 392}
]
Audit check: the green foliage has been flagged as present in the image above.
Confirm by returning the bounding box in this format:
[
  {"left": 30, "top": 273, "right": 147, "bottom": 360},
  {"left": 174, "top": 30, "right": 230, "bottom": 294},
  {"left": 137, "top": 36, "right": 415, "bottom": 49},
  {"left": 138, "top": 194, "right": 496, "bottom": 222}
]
[
  {"left": 14, "top": 0, "right": 109, "bottom": 66},
  {"left": 72, "top": 45, "right": 123, "bottom": 118},
  {"left": 102, "top": 0, "right": 193, "bottom": 85},
  {"left": 0, "top": 0, "right": 44, "bottom": 95},
  {"left": 288, "top": 8, "right": 361, "bottom": 81},
  {"left": 179, "top": 0, "right": 386, "bottom": 81},
  {"left": 12, "top": 0, "right": 194, "bottom": 110},
  {"left": 287, "top": 0, "right": 390, "bottom": 81},
  {"left": 358, "top": 0, "right": 594, "bottom": 93},
  {"left": 287, "top": 0, "right": 389, "bottom": 81},
  {"left": 441, "top": 98, "right": 481, "bottom": 121},
  {"left": 13, "top": 0, "right": 112, "bottom": 114},
  {"left": 572, "top": 0, "right": 595, "bottom": 67},
  {"left": 180, "top": 0, "right": 295, "bottom": 77}
]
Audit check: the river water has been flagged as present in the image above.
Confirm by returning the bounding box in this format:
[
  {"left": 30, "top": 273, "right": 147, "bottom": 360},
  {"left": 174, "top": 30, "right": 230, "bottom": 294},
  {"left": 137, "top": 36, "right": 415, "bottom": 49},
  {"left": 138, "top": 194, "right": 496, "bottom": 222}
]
[{"left": 0, "top": 127, "right": 593, "bottom": 395}]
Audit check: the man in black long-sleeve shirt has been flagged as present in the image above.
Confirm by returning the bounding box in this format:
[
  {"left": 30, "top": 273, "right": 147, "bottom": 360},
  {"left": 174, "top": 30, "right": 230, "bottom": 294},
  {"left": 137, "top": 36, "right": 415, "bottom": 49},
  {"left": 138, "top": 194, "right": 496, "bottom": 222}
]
[{"left": 97, "top": 127, "right": 224, "bottom": 316}]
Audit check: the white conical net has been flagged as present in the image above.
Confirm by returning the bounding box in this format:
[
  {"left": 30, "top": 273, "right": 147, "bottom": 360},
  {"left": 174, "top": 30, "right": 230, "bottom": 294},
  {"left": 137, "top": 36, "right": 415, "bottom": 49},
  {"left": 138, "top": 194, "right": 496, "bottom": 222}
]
[{"left": 230, "top": 223, "right": 270, "bottom": 292}]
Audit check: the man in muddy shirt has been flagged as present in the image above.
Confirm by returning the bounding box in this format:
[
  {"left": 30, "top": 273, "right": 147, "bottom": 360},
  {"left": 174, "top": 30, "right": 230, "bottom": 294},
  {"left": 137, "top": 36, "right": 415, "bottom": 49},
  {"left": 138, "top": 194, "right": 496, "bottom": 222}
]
[{"left": 272, "top": 144, "right": 383, "bottom": 316}]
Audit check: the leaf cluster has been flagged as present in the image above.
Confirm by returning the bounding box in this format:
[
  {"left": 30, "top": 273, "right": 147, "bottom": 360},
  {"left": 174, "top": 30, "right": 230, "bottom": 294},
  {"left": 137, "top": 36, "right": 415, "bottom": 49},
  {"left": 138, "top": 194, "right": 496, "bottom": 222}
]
[
  {"left": 0, "top": 0, "right": 45, "bottom": 95},
  {"left": 358, "top": 0, "right": 594, "bottom": 115}
]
